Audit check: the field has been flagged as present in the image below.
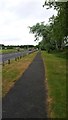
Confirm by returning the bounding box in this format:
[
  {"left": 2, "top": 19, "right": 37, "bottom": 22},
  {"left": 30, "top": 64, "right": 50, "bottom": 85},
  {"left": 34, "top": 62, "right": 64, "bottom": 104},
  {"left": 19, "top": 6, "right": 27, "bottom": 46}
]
[
  {"left": 0, "top": 49, "right": 24, "bottom": 54},
  {"left": 2, "top": 52, "right": 37, "bottom": 97},
  {"left": 41, "top": 51, "right": 66, "bottom": 118}
]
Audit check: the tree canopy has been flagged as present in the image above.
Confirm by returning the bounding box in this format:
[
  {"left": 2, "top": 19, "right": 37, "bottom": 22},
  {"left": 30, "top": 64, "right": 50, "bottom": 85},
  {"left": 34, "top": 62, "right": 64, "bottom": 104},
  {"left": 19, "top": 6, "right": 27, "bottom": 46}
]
[{"left": 29, "top": 1, "right": 68, "bottom": 52}]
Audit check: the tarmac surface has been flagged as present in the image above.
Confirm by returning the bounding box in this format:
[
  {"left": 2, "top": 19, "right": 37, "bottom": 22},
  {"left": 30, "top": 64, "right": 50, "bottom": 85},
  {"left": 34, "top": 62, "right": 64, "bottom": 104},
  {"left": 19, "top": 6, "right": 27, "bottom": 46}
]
[{"left": 2, "top": 52, "right": 48, "bottom": 118}]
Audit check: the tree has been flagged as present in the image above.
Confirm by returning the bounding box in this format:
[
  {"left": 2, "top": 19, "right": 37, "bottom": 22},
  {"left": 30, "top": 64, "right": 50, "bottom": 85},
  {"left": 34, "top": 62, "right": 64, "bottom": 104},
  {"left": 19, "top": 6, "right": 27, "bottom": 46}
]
[
  {"left": 29, "top": 1, "right": 68, "bottom": 52},
  {"left": 43, "top": 1, "right": 68, "bottom": 50},
  {"left": 29, "top": 22, "right": 56, "bottom": 52}
]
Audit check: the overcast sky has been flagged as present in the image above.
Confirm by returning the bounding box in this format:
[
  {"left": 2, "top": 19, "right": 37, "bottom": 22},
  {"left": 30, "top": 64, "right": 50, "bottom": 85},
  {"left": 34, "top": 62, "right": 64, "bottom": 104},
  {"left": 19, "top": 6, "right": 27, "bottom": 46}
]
[{"left": 0, "top": 0, "right": 57, "bottom": 46}]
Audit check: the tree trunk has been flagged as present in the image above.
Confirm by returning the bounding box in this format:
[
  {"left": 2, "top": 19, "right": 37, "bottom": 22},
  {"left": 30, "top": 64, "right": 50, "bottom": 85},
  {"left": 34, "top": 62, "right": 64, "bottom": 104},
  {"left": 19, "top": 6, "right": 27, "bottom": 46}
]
[{"left": 55, "top": 41, "right": 59, "bottom": 50}]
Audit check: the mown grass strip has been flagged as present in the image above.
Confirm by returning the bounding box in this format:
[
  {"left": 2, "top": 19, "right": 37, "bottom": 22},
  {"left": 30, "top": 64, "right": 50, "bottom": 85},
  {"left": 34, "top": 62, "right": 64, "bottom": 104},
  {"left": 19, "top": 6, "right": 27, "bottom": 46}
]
[
  {"left": 2, "top": 52, "right": 37, "bottom": 97},
  {"left": 41, "top": 51, "right": 66, "bottom": 118}
]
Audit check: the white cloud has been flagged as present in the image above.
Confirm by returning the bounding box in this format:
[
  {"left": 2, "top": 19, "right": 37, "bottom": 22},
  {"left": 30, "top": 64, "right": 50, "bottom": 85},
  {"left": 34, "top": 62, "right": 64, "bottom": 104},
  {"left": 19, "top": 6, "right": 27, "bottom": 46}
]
[{"left": 0, "top": 0, "right": 57, "bottom": 45}]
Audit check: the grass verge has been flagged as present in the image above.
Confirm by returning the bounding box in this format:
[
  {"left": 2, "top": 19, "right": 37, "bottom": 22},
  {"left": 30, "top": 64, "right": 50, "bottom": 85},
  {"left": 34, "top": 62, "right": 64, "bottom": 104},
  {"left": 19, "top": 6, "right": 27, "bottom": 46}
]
[
  {"left": 41, "top": 51, "right": 66, "bottom": 118},
  {"left": 2, "top": 52, "right": 37, "bottom": 97}
]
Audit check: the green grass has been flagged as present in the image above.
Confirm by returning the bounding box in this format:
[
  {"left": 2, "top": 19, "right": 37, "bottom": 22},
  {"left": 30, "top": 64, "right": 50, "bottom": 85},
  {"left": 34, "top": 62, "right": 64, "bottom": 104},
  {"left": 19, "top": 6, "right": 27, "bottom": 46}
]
[
  {"left": 2, "top": 52, "right": 37, "bottom": 97},
  {"left": 0, "top": 50, "right": 2, "bottom": 54},
  {"left": 0, "top": 65, "right": 2, "bottom": 97},
  {"left": 41, "top": 51, "right": 66, "bottom": 118},
  {"left": 0, "top": 49, "right": 24, "bottom": 54}
]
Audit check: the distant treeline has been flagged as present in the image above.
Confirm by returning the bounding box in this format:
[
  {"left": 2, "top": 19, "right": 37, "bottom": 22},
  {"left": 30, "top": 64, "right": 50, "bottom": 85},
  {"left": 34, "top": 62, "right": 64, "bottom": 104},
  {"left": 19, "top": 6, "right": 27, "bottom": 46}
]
[{"left": 1, "top": 44, "right": 38, "bottom": 49}]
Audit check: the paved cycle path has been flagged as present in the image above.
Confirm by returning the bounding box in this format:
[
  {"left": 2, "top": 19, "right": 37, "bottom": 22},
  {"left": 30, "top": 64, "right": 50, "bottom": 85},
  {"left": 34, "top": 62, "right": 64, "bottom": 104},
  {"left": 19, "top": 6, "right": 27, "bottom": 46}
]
[{"left": 2, "top": 52, "right": 48, "bottom": 118}]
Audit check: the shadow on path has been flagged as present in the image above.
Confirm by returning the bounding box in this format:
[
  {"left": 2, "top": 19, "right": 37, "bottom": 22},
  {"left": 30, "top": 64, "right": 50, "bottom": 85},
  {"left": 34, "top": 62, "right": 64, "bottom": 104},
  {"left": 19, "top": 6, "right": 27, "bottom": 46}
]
[{"left": 2, "top": 52, "right": 48, "bottom": 118}]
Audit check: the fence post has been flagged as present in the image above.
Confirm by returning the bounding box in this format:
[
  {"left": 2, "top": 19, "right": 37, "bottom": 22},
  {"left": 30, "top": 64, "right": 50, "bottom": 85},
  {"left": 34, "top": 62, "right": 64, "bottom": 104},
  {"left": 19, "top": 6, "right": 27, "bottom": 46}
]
[
  {"left": 15, "top": 58, "right": 17, "bottom": 61},
  {"left": 8, "top": 59, "right": 10, "bottom": 64},
  {"left": 18, "top": 57, "right": 19, "bottom": 60},
  {"left": 3, "top": 61, "right": 5, "bottom": 66},
  {"left": 20, "top": 56, "right": 22, "bottom": 59}
]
